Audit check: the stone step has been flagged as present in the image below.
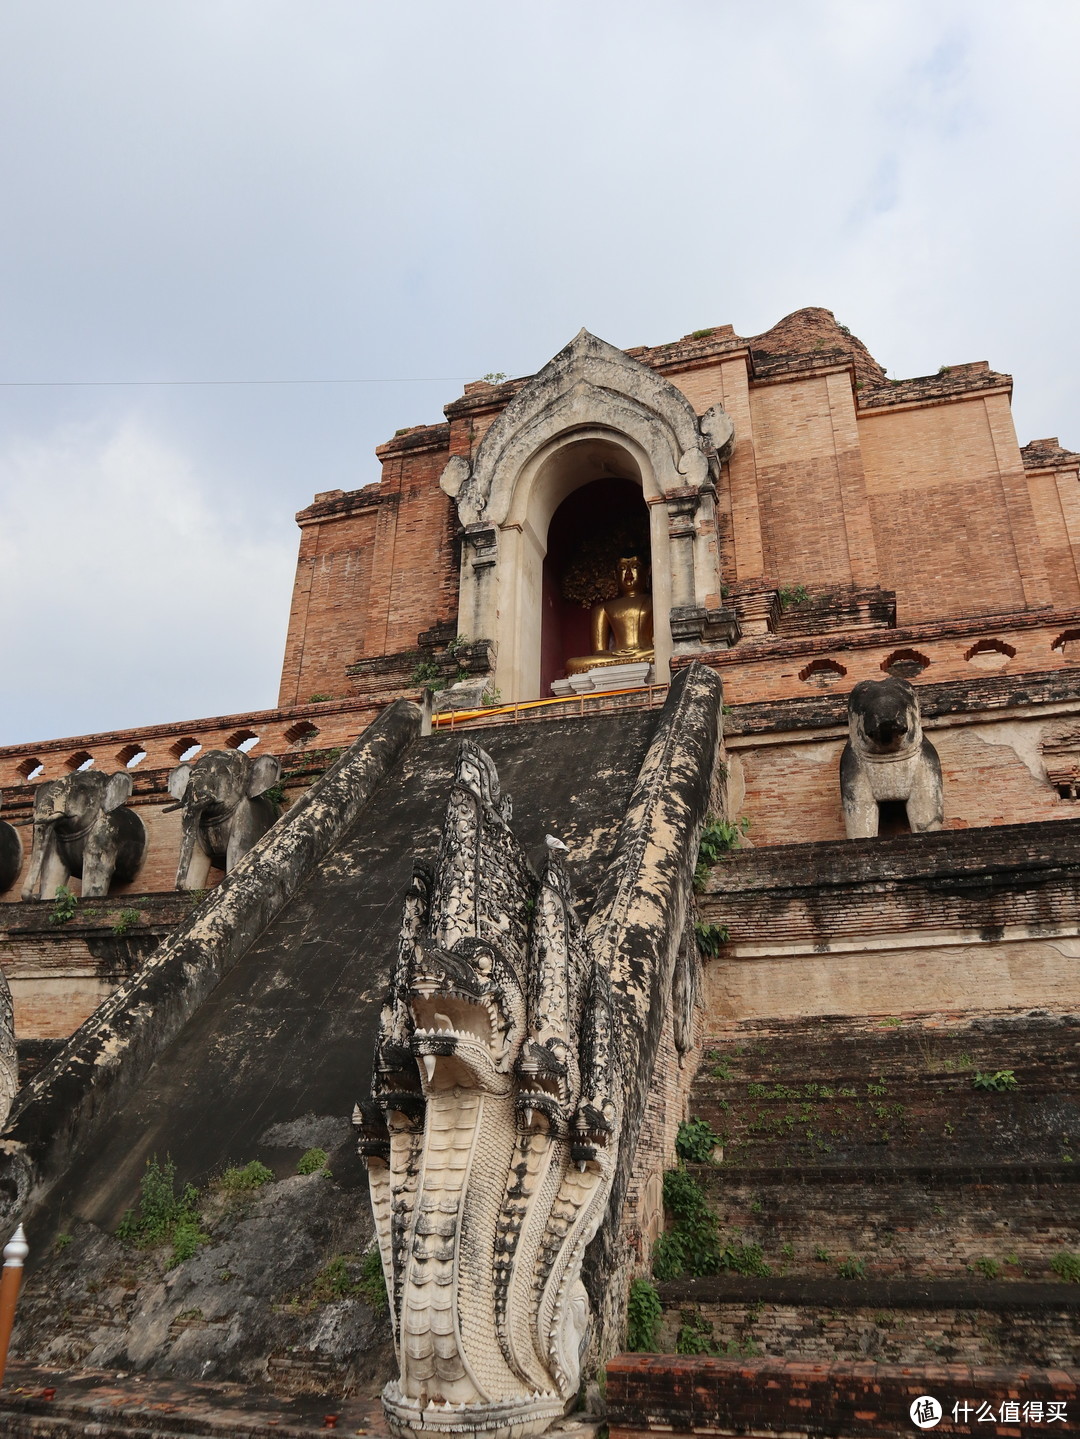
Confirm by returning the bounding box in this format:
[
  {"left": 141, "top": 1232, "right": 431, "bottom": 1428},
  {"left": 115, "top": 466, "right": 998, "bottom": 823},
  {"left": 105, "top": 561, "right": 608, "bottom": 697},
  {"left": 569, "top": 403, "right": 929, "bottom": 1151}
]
[
  {"left": 607, "top": 1352, "right": 1079, "bottom": 1439},
  {"left": 680, "top": 1161, "right": 1080, "bottom": 1281},
  {"left": 652, "top": 1274, "right": 1080, "bottom": 1367}
]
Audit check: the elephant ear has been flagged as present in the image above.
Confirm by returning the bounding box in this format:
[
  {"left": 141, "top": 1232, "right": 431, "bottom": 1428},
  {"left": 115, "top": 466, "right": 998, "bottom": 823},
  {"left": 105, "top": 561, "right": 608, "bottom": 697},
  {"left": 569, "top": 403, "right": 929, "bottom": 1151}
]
[
  {"left": 167, "top": 765, "right": 192, "bottom": 802},
  {"left": 32, "top": 779, "right": 63, "bottom": 817},
  {"left": 247, "top": 755, "right": 281, "bottom": 797},
  {"left": 104, "top": 771, "right": 134, "bottom": 812}
]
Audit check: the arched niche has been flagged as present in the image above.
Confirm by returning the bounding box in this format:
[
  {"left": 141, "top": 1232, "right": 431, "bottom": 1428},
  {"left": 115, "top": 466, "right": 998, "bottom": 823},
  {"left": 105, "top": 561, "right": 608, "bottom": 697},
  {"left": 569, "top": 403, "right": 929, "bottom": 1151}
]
[{"left": 442, "top": 330, "right": 733, "bottom": 703}]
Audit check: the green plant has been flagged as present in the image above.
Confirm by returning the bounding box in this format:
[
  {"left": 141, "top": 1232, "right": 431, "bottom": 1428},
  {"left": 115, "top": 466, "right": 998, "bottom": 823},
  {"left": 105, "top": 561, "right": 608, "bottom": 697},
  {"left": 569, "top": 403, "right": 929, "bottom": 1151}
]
[
  {"left": 694, "top": 816, "right": 749, "bottom": 890},
  {"left": 1052, "top": 1250, "right": 1080, "bottom": 1283},
  {"left": 878, "top": 1016, "right": 902, "bottom": 1028},
  {"left": 837, "top": 1257, "right": 866, "bottom": 1279},
  {"left": 694, "top": 920, "right": 729, "bottom": 957},
  {"left": 358, "top": 1247, "right": 389, "bottom": 1312},
  {"left": 674, "top": 1311, "right": 758, "bottom": 1357},
  {"left": 311, "top": 1255, "right": 355, "bottom": 1303},
  {"left": 691, "top": 328, "right": 715, "bottom": 340},
  {"left": 970, "top": 1256, "right": 1001, "bottom": 1279},
  {"left": 54, "top": 1232, "right": 73, "bottom": 1252},
  {"left": 50, "top": 885, "right": 78, "bottom": 925},
  {"left": 187, "top": 888, "right": 207, "bottom": 908},
  {"left": 307, "top": 693, "right": 332, "bottom": 703},
  {"left": 296, "top": 1147, "right": 330, "bottom": 1176},
  {"left": 480, "top": 687, "right": 503, "bottom": 708},
  {"left": 110, "top": 907, "right": 142, "bottom": 936},
  {"left": 972, "top": 1070, "right": 1018, "bottom": 1092},
  {"left": 116, "top": 1155, "right": 210, "bottom": 1268},
  {"left": 653, "top": 1169, "right": 770, "bottom": 1281},
  {"left": 814, "top": 1246, "right": 829, "bottom": 1262},
  {"left": 410, "top": 658, "right": 441, "bottom": 687},
  {"left": 216, "top": 1160, "right": 274, "bottom": 1194},
  {"left": 675, "top": 1118, "right": 722, "bottom": 1164},
  {"left": 481, "top": 372, "right": 507, "bottom": 383},
  {"left": 937, "top": 365, "right": 951, "bottom": 376},
  {"left": 777, "top": 585, "right": 809, "bottom": 607},
  {"left": 262, "top": 784, "right": 287, "bottom": 807},
  {"left": 625, "top": 1278, "right": 662, "bottom": 1351},
  {"left": 446, "top": 634, "right": 471, "bottom": 656},
  {"left": 711, "top": 1058, "right": 733, "bottom": 1080}
]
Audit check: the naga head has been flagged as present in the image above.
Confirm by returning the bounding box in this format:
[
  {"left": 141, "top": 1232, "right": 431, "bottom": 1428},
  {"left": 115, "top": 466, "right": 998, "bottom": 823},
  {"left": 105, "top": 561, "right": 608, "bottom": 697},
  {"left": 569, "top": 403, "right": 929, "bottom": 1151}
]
[{"left": 410, "top": 934, "right": 525, "bottom": 1094}]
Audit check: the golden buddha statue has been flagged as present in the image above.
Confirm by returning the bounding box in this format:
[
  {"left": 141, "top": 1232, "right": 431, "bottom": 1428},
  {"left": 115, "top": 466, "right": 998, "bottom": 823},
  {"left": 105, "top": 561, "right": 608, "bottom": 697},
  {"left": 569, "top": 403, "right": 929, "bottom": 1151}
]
[{"left": 564, "top": 555, "right": 654, "bottom": 675}]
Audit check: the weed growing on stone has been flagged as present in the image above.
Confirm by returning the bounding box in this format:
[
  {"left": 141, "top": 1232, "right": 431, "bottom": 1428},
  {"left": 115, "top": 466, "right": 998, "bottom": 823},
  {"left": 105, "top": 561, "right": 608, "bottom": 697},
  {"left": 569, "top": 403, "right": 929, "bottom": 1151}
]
[
  {"left": 296, "top": 1147, "right": 331, "bottom": 1176},
  {"left": 972, "top": 1070, "right": 1018, "bottom": 1092},
  {"left": 215, "top": 1160, "right": 274, "bottom": 1195},
  {"left": 777, "top": 585, "right": 809, "bottom": 607},
  {"left": 54, "top": 1233, "right": 72, "bottom": 1252},
  {"left": 653, "top": 1169, "right": 769, "bottom": 1281},
  {"left": 675, "top": 1118, "right": 723, "bottom": 1165},
  {"left": 674, "top": 1311, "right": 758, "bottom": 1357},
  {"left": 359, "top": 1247, "right": 388, "bottom": 1313},
  {"left": 837, "top": 1257, "right": 866, "bottom": 1279},
  {"left": 110, "top": 908, "right": 141, "bottom": 936},
  {"left": 970, "top": 1256, "right": 1001, "bottom": 1279},
  {"left": 625, "top": 1278, "right": 662, "bottom": 1352},
  {"left": 307, "top": 693, "right": 332, "bottom": 703},
  {"left": 1052, "top": 1251, "right": 1080, "bottom": 1283},
  {"left": 49, "top": 885, "right": 78, "bottom": 925},
  {"left": 116, "top": 1155, "right": 210, "bottom": 1269},
  {"left": 694, "top": 816, "right": 749, "bottom": 890},
  {"left": 694, "top": 920, "right": 729, "bottom": 957}
]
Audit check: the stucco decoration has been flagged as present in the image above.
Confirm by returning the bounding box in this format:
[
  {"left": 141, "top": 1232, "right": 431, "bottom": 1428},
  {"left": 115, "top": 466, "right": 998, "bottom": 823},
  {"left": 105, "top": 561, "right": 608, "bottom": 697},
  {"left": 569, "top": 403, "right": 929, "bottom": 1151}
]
[
  {"left": 840, "top": 677, "right": 944, "bottom": 838},
  {"left": 360, "top": 741, "right": 617, "bottom": 1439},
  {"left": 439, "top": 330, "right": 731, "bottom": 530},
  {"left": 21, "top": 771, "right": 147, "bottom": 901}
]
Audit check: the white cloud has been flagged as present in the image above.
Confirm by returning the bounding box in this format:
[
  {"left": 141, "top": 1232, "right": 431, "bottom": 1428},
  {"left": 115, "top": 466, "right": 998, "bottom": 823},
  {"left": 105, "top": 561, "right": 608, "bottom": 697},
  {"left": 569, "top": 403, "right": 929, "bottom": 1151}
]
[{"left": 0, "top": 417, "right": 295, "bottom": 744}]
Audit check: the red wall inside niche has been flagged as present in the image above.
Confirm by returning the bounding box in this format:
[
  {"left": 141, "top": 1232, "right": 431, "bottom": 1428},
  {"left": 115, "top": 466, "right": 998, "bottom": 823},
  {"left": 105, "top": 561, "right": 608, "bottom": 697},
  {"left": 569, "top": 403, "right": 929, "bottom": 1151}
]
[{"left": 539, "top": 478, "right": 649, "bottom": 696}]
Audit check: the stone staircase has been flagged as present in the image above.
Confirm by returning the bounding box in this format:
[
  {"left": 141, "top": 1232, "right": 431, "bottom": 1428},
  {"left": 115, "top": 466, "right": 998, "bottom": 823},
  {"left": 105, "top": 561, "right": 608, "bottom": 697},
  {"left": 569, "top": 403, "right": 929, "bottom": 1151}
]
[
  {"left": 609, "top": 1013, "right": 1080, "bottom": 1439},
  {"left": 652, "top": 1010, "right": 1080, "bottom": 1368}
]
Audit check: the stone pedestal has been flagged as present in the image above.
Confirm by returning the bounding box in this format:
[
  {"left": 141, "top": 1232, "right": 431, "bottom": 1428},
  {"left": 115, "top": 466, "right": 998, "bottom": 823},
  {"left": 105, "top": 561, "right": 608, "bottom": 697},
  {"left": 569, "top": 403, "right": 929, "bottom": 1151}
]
[{"left": 550, "top": 662, "right": 653, "bottom": 697}]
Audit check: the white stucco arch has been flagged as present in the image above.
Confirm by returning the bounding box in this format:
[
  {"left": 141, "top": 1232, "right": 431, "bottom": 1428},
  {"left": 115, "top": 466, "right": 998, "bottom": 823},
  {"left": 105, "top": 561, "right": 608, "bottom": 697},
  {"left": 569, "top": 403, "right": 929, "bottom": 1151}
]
[{"left": 441, "top": 329, "right": 733, "bottom": 702}]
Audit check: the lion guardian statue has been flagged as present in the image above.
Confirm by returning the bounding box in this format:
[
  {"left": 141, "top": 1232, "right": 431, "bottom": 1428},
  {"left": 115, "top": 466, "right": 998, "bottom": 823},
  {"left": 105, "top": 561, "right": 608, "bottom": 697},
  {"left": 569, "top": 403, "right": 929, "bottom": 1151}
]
[{"left": 840, "top": 677, "right": 943, "bottom": 838}]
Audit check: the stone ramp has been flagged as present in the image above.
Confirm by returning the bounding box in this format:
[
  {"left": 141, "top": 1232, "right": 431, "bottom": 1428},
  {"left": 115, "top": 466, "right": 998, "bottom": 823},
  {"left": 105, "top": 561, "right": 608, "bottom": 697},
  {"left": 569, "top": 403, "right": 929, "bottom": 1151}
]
[
  {"left": 38, "top": 710, "right": 658, "bottom": 1235},
  {"left": 6, "top": 708, "right": 659, "bottom": 1384}
]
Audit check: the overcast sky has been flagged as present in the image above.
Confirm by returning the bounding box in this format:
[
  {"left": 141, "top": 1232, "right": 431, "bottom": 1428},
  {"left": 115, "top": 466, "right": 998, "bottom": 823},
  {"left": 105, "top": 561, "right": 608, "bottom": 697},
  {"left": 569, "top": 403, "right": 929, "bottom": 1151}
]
[{"left": 2, "top": 0, "right": 1078, "bottom": 747}]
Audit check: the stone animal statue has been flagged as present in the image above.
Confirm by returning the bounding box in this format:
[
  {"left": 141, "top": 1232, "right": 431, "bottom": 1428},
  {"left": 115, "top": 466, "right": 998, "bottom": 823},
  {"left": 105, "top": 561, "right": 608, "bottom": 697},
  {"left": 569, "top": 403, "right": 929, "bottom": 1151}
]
[
  {"left": 21, "top": 771, "right": 147, "bottom": 900},
  {"left": 0, "top": 794, "right": 22, "bottom": 895},
  {"left": 840, "top": 676, "right": 943, "bottom": 838},
  {"left": 166, "top": 749, "right": 281, "bottom": 890},
  {"left": 359, "top": 742, "right": 617, "bottom": 1439}
]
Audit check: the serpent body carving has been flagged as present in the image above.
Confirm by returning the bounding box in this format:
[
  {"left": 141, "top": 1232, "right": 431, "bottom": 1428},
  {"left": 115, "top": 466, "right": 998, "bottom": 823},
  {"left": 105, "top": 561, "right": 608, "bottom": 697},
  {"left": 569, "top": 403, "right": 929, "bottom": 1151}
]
[{"left": 359, "top": 742, "right": 618, "bottom": 1439}]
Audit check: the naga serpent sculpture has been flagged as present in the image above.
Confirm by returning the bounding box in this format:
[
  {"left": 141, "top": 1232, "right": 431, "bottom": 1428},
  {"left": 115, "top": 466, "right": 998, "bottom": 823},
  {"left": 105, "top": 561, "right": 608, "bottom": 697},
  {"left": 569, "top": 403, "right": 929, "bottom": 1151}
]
[{"left": 358, "top": 742, "right": 618, "bottom": 1439}]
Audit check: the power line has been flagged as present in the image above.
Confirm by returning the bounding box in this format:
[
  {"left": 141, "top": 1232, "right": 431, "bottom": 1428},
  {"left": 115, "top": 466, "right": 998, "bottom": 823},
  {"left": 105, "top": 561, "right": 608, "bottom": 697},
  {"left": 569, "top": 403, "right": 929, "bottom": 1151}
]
[{"left": 0, "top": 376, "right": 471, "bottom": 388}]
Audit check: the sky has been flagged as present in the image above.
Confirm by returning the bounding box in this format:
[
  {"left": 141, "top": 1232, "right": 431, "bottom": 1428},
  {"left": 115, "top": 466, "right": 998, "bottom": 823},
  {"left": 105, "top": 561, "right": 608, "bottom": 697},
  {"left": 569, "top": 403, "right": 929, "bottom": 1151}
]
[{"left": 2, "top": 0, "right": 1078, "bottom": 746}]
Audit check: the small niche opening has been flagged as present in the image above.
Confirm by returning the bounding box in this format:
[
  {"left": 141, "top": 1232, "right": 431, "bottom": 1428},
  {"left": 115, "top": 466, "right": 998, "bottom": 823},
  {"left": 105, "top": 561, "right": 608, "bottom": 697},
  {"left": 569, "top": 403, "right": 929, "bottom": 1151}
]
[
  {"left": 877, "top": 800, "right": 911, "bottom": 837},
  {"left": 882, "top": 649, "right": 929, "bottom": 679},
  {"left": 284, "top": 721, "right": 320, "bottom": 747},
  {"left": 66, "top": 751, "right": 94, "bottom": 773},
  {"left": 227, "top": 730, "right": 260, "bottom": 753},
  {"left": 17, "top": 757, "right": 43, "bottom": 781},
  {"left": 117, "top": 745, "right": 147, "bottom": 768},
  {"left": 170, "top": 737, "right": 202, "bottom": 763}
]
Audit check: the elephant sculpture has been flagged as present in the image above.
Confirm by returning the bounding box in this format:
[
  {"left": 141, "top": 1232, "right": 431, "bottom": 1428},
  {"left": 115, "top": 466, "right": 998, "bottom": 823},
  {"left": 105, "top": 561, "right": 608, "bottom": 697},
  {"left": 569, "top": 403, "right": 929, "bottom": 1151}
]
[
  {"left": 0, "top": 794, "right": 22, "bottom": 895},
  {"left": 166, "top": 749, "right": 281, "bottom": 890},
  {"left": 840, "top": 676, "right": 943, "bottom": 838},
  {"left": 22, "top": 770, "right": 147, "bottom": 900}
]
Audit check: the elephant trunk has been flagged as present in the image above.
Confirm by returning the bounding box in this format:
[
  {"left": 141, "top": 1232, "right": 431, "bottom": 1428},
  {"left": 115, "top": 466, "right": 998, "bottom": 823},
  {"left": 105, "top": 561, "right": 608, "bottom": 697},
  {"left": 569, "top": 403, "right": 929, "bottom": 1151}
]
[
  {"left": 174, "top": 804, "right": 207, "bottom": 891},
  {"left": 22, "top": 818, "right": 59, "bottom": 901}
]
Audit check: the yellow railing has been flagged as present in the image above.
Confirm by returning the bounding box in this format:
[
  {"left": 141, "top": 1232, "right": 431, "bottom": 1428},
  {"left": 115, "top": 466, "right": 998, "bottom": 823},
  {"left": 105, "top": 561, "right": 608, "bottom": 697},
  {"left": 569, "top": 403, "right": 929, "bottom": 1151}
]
[{"left": 431, "top": 684, "right": 669, "bottom": 729}]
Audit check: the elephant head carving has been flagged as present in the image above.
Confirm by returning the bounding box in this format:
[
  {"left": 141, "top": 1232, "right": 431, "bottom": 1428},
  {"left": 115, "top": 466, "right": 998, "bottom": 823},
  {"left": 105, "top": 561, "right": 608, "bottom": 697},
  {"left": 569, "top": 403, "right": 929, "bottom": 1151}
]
[
  {"left": 21, "top": 770, "right": 147, "bottom": 901},
  {"left": 166, "top": 749, "right": 281, "bottom": 891},
  {"left": 0, "top": 792, "right": 23, "bottom": 896}
]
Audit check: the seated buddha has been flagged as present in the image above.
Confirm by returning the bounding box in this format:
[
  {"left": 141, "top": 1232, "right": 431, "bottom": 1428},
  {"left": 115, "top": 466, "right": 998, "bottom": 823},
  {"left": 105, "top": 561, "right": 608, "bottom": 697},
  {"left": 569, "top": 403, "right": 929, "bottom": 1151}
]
[{"left": 564, "top": 555, "right": 654, "bottom": 675}]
